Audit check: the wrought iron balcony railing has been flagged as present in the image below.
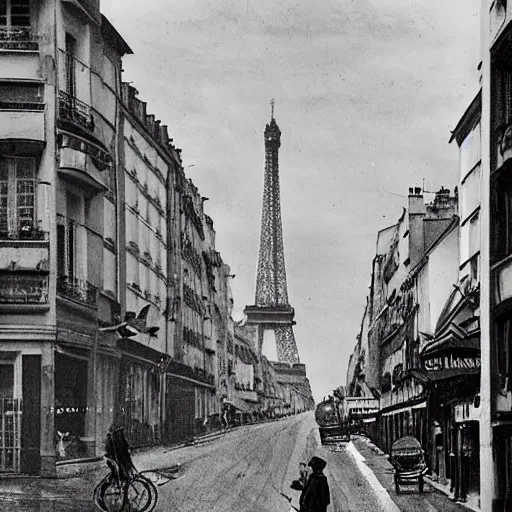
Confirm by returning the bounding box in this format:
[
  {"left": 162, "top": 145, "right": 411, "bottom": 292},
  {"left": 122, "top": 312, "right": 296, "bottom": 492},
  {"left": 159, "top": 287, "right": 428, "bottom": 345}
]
[
  {"left": 0, "top": 26, "right": 38, "bottom": 51},
  {"left": 0, "top": 274, "right": 49, "bottom": 304},
  {"left": 57, "top": 275, "right": 98, "bottom": 307},
  {"left": 58, "top": 90, "right": 95, "bottom": 133}
]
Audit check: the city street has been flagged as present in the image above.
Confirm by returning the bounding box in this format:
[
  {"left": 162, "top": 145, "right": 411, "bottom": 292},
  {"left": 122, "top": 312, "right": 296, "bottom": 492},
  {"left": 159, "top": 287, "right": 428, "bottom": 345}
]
[{"left": 0, "top": 412, "right": 471, "bottom": 512}]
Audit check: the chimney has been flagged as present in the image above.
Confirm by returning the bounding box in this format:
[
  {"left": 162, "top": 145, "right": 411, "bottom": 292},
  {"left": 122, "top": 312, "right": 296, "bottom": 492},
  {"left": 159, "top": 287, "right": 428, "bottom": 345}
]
[
  {"left": 146, "top": 114, "right": 155, "bottom": 134},
  {"left": 160, "top": 125, "right": 170, "bottom": 145},
  {"left": 408, "top": 186, "right": 425, "bottom": 215}
]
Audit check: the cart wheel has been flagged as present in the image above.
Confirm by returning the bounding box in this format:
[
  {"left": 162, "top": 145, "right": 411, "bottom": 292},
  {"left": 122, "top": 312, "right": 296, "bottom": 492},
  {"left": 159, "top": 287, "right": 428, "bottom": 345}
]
[
  {"left": 394, "top": 475, "right": 400, "bottom": 495},
  {"left": 419, "top": 475, "right": 424, "bottom": 493}
]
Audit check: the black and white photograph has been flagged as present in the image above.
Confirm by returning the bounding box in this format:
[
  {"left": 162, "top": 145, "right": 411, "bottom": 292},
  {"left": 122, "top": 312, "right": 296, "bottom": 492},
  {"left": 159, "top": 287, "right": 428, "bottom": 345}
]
[{"left": 0, "top": 0, "right": 507, "bottom": 510}]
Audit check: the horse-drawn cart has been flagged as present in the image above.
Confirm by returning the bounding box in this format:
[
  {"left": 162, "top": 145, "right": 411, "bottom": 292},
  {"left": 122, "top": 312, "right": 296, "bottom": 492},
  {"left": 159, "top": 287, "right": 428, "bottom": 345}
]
[{"left": 389, "top": 436, "right": 428, "bottom": 494}]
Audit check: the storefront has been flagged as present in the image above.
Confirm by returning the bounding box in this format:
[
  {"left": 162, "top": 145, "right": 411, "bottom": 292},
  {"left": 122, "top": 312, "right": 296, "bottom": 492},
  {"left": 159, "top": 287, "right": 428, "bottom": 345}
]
[
  {"left": 118, "top": 338, "right": 164, "bottom": 447},
  {"left": 164, "top": 359, "right": 216, "bottom": 443},
  {"left": 54, "top": 348, "right": 89, "bottom": 461},
  {"left": 416, "top": 332, "right": 480, "bottom": 501},
  {"left": 0, "top": 350, "right": 42, "bottom": 474},
  {"left": 379, "top": 399, "right": 428, "bottom": 456}
]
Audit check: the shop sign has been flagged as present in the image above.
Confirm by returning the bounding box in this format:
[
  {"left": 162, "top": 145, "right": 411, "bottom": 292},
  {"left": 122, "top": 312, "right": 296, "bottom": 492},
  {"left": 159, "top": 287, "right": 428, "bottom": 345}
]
[
  {"left": 454, "top": 401, "right": 480, "bottom": 422},
  {"left": 424, "top": 354, "right": 480, "bottom": 371}
]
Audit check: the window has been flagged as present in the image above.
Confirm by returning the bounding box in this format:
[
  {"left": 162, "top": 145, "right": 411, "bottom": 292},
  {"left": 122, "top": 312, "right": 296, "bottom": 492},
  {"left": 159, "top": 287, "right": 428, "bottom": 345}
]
[
  {"left": 470, "top": 255, "right": 479, "bottom": 285},
  {"left": 494, "top": 62, "right": 512, "bottom": 132},
  {"left": 57, "top": 216, "right": 78, "bottom": 280},
  {"left": 492, "top": 173, "right": 512, "bottom": 262},
  {"left": 496, "top": 316, "right": 512, "bottom": 395},
  {"left": 493, "top": 59, "right": 512, "bottom": 171},
  {"left": 0, "top": 156, "right": 36, "bottom": 238},
  {"left": 0, "top": 363, "right": 13, "bottom": 398},
  {"left": 0, "top": 83, "right": 43, "bottom": 109},
  {"left": 0, "top": 0, "right": 30, "bottom": 27},
  {"left": 65, "top": 33, "right": 77, "bottom": 97}
]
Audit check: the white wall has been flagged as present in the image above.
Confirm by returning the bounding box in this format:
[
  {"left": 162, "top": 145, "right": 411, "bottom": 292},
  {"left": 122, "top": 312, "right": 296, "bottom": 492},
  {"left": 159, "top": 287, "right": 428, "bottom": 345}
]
[{"left": 428, "top": 226, "right": 460, "bottom": 332}]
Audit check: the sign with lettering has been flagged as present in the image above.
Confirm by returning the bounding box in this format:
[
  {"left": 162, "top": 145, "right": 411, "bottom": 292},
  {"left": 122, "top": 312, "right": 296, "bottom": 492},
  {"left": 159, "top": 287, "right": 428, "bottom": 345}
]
[{"left": 424, "top": 354, "right": 480, "bottom": 372}]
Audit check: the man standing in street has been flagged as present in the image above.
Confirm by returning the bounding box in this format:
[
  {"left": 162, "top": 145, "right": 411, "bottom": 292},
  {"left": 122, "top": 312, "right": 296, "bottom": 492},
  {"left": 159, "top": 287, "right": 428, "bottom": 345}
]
[{"left": 297, "top": 456, "right": 331, "bottom": 512}]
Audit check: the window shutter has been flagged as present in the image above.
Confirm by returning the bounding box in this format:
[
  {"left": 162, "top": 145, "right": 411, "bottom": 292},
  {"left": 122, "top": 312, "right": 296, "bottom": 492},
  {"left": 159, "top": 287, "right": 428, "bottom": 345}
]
[{"left": 57, "top": 223, "right": 66, "bottom": 277}]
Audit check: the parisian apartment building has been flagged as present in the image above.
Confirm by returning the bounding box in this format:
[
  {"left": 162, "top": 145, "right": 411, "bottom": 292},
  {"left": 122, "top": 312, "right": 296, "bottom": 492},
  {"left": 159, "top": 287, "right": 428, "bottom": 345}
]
[
  {"left": 0, "top": 0, "right": 310, "bottom": 478},
  {"left": 345, "top": 2, "right": 512, "bottom": 509}
]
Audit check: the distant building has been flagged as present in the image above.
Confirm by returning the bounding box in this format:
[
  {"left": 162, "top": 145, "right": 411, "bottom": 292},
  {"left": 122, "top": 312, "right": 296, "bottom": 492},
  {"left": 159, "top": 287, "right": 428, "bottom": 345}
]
[
  {"left": 226, "top": 322, "right": 260, "bottom": 424},
  {"left": 116, "top": 82, "right": 178, "bottom": 447},
  {"left": 347, "top": 188, "right": 460, "bottom": 455}
]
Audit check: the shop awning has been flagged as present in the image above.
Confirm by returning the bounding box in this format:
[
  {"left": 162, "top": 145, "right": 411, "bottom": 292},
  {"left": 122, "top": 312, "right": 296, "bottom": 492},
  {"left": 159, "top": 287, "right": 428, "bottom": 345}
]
[
  {"left": 421, "top": 332, "right": 480, "bottom": 358},
  {"left": 410, "top": 368, "right": 479, "bottom": 385},
  {"left": 230, "top": 397, "right": 260, "bottom": 415},
  {"left": 117, "top": 338, "right": 167, "bottom": 365}
]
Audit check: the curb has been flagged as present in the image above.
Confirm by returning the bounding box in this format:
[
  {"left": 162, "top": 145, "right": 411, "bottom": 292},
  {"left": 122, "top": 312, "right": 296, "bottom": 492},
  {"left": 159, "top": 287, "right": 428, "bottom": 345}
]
[
  {"left": 354, "top": 439, "right": 481, "bottom": 512},
  {"left": 346, "top": 442, "right": 401, "bottom": 512},
  {"left": 424, "top": 477, "right": 480, "bottom": 512}
]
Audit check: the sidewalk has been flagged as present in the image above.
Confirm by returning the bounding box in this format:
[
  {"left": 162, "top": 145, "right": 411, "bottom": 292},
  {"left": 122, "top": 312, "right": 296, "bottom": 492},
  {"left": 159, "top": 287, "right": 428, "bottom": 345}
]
[
  {"left": 0, "top": 427, "right": 225, "bottom": 511},
  {"left": 350, "top": 436, "right": 478, "bottom": 512}
]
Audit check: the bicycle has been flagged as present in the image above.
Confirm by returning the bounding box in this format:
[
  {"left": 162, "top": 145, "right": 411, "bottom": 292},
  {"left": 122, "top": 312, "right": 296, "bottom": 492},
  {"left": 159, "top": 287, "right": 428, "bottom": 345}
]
[{"left": 93, "top": 428, "right": 175, "bottom": 512}]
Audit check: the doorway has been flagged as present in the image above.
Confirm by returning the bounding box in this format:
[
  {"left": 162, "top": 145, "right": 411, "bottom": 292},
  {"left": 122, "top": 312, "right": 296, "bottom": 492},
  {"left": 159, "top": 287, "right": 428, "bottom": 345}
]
[{"left": 0, "top": 354, "right": 21, "bottom": 473}]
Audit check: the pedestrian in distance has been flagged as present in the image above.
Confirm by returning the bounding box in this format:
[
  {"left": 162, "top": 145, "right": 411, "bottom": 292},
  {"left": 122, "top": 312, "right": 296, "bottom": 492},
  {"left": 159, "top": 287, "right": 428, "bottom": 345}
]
[{"left": 291, "top": 456, "right": 330, "bottom": 512}]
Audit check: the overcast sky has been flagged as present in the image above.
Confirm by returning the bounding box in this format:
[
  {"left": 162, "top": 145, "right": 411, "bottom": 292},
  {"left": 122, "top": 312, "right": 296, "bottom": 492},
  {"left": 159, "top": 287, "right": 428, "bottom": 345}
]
[{"left": 102, "top": 0, "right": 481, "bottom": 402}]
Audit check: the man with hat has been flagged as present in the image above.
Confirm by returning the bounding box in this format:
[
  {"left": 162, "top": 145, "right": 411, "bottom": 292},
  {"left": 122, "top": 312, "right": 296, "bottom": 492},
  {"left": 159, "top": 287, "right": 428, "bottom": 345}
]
[{"left": 292, "top": 456, "right": 331, "bottom": 512}]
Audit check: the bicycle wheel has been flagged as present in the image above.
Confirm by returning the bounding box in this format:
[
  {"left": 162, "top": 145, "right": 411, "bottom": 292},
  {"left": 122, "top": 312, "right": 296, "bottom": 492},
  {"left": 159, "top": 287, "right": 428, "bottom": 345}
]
[
  {"left": 137, "top": 473, "right": 159, "bottom": 507},
  {"left": 123, "top": 476, "right": 156, "bottom": 512},
  {"left": 95, "top": 476, "right": 125, "bottom": 512}
]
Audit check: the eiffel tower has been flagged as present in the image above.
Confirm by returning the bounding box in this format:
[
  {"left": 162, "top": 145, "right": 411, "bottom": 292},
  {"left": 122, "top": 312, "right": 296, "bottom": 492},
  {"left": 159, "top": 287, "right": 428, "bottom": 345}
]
[{"left": 244, "top": 101, "right": 300, "bottom": 364}]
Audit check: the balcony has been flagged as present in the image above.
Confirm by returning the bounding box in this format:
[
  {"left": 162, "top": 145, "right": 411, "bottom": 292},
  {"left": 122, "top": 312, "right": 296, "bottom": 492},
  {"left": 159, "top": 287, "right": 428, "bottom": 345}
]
[
  {"left": 0, "top": 26, "right": 38, "bottom": 51},
  {"left": 0, "top": 26, "right": 40, "bottom": 81},
  {"left": 58, "top": 91, "right": 95, "bottom": 134},
  {"left": 0, "top": 97, "right": 45, "bottom": 144},
  {"left": 0, "top": 232, "right": 49, "bottom": 311},
  {"left": 0, "top": 232, "right": 49, "bottom": 270},
  {"left": 58, "top": 132, "right": 112, "bottom": 191},
  {"left": 0, "top": 274, "right": 49, "bottom": 306},
  {"left": 57, "top": 276, "right": 98, "bottom": 308}
]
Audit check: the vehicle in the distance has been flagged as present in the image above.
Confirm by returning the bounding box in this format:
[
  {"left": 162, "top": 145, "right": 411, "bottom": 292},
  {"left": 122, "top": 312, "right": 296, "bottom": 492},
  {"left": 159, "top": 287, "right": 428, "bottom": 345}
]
[{"left": 315, "top": 396, "right": 350, "bottom": 444}]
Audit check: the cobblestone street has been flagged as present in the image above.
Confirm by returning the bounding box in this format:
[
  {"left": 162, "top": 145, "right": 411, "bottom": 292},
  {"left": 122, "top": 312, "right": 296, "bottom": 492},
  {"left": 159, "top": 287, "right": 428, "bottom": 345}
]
[{"left": 0, "top": 413, "right": 476, "bottom": 512}]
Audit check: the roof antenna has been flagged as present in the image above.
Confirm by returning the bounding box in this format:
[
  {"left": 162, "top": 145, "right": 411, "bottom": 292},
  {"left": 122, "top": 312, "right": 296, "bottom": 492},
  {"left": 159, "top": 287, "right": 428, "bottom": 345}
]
[{"left": 270, "top": 98, "right": 275, "bottom": 120}]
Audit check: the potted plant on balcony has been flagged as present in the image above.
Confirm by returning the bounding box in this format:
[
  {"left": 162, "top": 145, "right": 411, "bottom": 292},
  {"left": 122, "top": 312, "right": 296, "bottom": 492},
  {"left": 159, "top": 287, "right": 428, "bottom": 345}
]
[{"left": 19, "top": 220, "right": 45, "bottom": 240}]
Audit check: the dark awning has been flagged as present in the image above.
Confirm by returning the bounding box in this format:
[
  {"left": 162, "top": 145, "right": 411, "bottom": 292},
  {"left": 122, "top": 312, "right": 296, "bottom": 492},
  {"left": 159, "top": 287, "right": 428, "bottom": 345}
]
[
  {"left": 230, "top": 397, "right": 259, "bottom": 414},
  {"left": 410, "top": 368, "right": 479, "bottom": 385},
  {"left": 117, "top": 337, "right": 166, "bottom": 365}
]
